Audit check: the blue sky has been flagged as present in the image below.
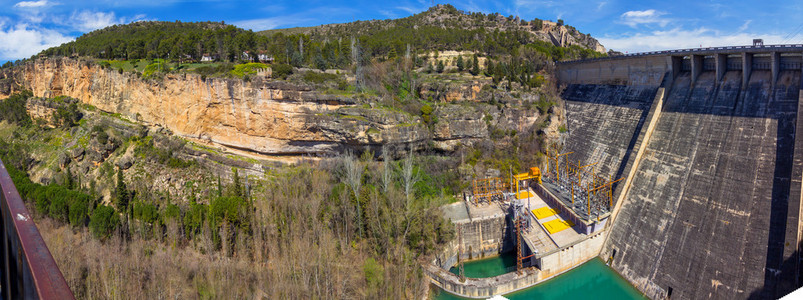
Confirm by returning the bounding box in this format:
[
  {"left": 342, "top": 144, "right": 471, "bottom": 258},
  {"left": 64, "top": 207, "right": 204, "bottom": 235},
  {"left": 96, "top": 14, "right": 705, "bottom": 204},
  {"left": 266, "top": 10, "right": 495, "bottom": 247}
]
[{"left": 0, "top": 0, "right": 801, "bottom": 61}]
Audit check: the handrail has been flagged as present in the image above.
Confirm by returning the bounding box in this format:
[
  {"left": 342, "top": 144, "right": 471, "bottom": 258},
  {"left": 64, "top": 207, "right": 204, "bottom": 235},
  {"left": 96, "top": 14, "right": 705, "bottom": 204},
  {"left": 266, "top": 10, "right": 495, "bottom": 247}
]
[
  {"left": 558, "top": 44, "right": 803, "bottom": 65},
  {"left": 0, "top": 158, "right": 74, "bottom": 299}
]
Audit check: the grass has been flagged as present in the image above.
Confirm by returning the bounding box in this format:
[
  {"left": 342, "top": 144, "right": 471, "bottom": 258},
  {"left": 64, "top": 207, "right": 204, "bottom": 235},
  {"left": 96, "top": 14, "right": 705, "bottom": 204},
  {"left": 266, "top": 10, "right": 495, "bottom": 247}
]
[{"left": 339, "top": 115, "right": 367, "bottom": 122}]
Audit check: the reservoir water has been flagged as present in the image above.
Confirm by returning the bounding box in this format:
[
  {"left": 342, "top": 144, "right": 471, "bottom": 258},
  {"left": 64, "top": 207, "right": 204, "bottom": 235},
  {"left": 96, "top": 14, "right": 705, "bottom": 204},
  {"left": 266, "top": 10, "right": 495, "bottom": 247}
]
[
  {"left": 435, "top": 257, "right": 645, "bottom": 300},
  {"left": 448, "top": 252, "right": 517, "bottom": 278}
]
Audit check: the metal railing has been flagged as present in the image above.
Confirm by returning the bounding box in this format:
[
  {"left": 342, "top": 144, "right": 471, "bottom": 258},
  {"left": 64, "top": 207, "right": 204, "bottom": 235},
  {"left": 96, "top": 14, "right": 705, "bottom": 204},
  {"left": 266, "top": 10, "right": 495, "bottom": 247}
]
[
  {"left": 0, "top": 158, "right": 74, "bottom": 299},
  {"left": 558, "top": 44, "right": 803, "bottom": 65}
]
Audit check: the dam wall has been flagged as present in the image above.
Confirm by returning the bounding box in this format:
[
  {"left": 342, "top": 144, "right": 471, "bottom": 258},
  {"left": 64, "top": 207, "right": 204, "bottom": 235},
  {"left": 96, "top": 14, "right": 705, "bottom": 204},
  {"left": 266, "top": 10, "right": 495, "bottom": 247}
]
[
  {"left": 558, "top": 55, "right": 669, "bottom": 86},
  {"left": 557, "top": 48, "right": 803, "bottom": 299},
  {"left": 436, "top": 203, "right": 511, "bottom": 270},
  {"left": 560, "top": 84, "right": 656, "bottom": 180}
]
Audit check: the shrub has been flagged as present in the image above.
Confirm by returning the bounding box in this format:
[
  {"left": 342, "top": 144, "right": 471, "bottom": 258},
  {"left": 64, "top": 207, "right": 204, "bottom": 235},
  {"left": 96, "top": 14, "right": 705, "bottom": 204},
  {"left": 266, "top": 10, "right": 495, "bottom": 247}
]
[
  {"left": 53, "top": 102, "right": 82, "bottom": 128},
  {"left": 420, "top": 104, "right": 434, "bottom": 124},
  {"left": 69, "top": 198, "right": 88, "bottom": 227},
  {"left": 363, "top": 258, "right": 384, "bottom": 290},
  {"left": 48, "top": 195, "right": 69, "bottom": 222},
  {"left": 0, "top": 91, "right": 32, "bottom": 126},
  {"left": 230, "top": 62, "right": 269, "bottom": 78},
  {"left": 183, "top": 202, "right": 206, "bottom": 238},
  {"left": 272, "top": 63, "right": 293, "bottom": 79},
  {"left": 133, "top": 201, "right": 159, "bottom": 224},
  {"left": 89, "top": 205, "right": 119, "bottom": 240},
  {"left": 209, "top": 196, "right": 248, "bottom": 229}
]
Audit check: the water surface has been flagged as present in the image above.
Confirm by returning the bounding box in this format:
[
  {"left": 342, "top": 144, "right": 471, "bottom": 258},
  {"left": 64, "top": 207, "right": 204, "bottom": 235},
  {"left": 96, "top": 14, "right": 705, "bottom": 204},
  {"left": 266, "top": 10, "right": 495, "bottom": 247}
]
[
  {"left": 448, "top": 252, "right": 516, "bottom": 278},
  {"left": 435, "top": 258, "right": 645, "bottom": 300}
]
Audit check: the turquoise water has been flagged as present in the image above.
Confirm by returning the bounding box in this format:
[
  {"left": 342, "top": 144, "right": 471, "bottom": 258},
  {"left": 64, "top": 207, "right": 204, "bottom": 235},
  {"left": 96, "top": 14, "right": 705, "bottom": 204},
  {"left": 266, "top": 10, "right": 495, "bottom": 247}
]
[
  {"left": 434, "top": 258, "right": 646, "bottom": 300},
  {"left": 448, "top": 252, "right": 517, "bottom": 278}
]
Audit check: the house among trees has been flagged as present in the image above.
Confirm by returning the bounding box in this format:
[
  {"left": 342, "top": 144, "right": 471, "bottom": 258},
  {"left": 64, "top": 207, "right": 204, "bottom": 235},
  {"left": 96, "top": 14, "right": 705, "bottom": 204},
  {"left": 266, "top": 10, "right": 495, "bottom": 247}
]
[
  {"left": 201, "top": 53, "right": 218, "bottom": 62},
  {"left": 257, "top": 51, "right": 273, "bottom": 63},
  {"left": 241, "top": 51, "right": 254, "bottom": 62}
]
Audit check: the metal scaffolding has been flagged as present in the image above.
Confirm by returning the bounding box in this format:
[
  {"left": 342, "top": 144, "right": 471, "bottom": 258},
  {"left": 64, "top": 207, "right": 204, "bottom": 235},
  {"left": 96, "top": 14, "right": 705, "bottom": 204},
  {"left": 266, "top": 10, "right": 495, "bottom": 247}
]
[
  {"left": 470, "top": 177, "right": 506, "bottom": 205},
  {"left": 543, "top": 144, "right": 624, "bottom": 220}
]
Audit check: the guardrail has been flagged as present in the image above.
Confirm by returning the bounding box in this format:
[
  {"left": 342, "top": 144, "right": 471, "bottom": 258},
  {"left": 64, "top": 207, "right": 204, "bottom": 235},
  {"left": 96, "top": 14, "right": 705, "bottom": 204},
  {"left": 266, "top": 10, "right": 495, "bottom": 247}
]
[
  {"left": 558, "top": 44, "right": 803, "bottom": 65},
  {"left": 0, "top": 158, "right": 74, "bottom": 299}
]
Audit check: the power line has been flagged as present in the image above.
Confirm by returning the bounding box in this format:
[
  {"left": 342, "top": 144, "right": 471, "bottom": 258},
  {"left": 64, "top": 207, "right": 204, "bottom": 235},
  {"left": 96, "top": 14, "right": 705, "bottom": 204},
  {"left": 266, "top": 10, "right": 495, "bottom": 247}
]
[{"left": 782, "top": 22, "right": 803, "bottom": 43}]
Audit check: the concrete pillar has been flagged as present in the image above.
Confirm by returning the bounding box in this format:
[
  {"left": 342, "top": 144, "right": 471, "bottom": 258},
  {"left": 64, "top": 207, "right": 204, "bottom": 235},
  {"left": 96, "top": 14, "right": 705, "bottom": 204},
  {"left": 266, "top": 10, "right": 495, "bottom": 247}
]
[
  {"left": 691, "top": 55, "right": 703, "bottom": 84},
  {"left": 716, "top": 53, "right": 727, "bottom": 85},
  {"left": 669, "top": 56, "right": 682, "bottom": 79},
  {"left": 771, "top": 51, "right": 780, "bottom": 86},
  {"left": 742, "top": 52, "right": 753, "bottom": 88}
]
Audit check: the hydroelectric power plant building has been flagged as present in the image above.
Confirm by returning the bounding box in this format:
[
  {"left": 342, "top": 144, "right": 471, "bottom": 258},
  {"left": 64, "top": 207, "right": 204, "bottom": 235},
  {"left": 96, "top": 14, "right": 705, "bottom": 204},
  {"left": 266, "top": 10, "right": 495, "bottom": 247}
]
[{"left": 427, "top": 45, "right": 803, "bottom": 299}]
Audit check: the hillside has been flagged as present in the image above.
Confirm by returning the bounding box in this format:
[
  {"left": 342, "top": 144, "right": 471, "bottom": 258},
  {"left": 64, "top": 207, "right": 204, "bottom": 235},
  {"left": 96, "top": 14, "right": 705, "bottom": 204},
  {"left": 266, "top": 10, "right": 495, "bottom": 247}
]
[
  {"left": 36, "top": 4, "right": 605, "bottom": 68},
  {"left": 0, "top": 4, "right": 607, "bottom": 298},
  {"left": 261, "top": 4, "right": 606, "bottom": 56}
]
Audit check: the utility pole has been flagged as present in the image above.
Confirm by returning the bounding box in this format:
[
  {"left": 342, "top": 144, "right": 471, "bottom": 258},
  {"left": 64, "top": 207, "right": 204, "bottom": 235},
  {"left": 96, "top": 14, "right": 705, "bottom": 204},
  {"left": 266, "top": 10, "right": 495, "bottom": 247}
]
[{"left": 458, "top": 226, "right": 465, "bottom": 282}]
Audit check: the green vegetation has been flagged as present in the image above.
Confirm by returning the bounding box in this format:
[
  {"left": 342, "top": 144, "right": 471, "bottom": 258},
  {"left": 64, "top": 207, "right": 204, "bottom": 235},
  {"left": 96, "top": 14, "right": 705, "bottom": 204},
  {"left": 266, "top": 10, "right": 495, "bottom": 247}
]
[
  {"left": 89, "top": 205, "right": 119, "bottom": 240},
  {"left": 39, "top": 22, "right": 265, "bottom": 62},
  {"left": 133, "top": 136, "right": 196, "bottom": 168},
  {"left": 142, "top": 59, "right": 169, "bottom": 78},
  {"left": 53, "top": 102, "right": 82, "bottom": 128},
  {"left": 35, "top": 5, "right": 602, "bottom": 76},
  {"left": 0, "top": 90, "right": 32, "bottom": 126},
  {"left": 230, "top": 62, "right": 268, "bottom": 78},
  {"left": 271, "top": 63, "right": 293, "bottom": 79}
]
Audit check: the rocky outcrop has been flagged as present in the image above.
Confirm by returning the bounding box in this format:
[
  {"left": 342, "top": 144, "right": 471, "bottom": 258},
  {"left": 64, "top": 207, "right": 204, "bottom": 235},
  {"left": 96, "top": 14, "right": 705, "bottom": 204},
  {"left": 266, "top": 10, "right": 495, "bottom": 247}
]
[{"left": 3, "top": 58, "right": 533, "bottom": 156}]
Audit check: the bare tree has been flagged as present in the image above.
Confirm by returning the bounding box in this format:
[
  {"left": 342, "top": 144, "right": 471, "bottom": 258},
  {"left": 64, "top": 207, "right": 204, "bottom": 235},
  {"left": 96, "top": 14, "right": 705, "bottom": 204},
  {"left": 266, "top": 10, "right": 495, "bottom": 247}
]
[
  {"left": 381, "top": 145, "right": 393, "bottom": 194},
  {"left": 342, "top": 151, "right": 364, "bottom": 237},
  {"left": 401, "top": 150, "right": 421, "bottom": 208},
  {"left": 351, "top": 37, "right": 364, "bottom": 91}
]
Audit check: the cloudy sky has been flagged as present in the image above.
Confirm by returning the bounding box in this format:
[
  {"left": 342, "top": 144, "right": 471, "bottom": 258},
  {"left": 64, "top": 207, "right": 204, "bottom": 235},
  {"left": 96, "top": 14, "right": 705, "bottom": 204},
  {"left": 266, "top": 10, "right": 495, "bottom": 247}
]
[{"left": 0, "top": 0, "right": 801, "bottom": 61}]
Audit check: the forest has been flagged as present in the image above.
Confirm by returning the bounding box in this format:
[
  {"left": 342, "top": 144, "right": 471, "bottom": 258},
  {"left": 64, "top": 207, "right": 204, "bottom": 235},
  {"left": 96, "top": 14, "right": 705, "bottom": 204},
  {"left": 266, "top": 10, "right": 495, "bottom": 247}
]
[
  {"left": 0, "top": 91, "right": 462, "bottom": 298},
  {"left": 33, "top": 5, "right": 604, "bottom": 72}
]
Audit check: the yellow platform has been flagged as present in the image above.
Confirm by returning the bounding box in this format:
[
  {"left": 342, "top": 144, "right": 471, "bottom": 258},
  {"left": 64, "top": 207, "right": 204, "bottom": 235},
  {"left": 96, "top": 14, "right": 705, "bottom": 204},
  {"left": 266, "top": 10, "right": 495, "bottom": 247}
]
[
  {"left": 532, "top": 207, "right": 559, "bottom": 219},
  {"left": 543, "top": 219, "right": 575, "bottom": 234},
  {"left": 516, "top": 191, "right": 534, "bottom": 199}
]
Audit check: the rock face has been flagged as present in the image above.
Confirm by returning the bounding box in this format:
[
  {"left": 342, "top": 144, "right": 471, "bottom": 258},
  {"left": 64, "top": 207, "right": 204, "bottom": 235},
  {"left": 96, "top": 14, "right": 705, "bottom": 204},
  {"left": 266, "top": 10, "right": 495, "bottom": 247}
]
[{"left": 2, "top": 58, "right": 527, "bottom": 156}]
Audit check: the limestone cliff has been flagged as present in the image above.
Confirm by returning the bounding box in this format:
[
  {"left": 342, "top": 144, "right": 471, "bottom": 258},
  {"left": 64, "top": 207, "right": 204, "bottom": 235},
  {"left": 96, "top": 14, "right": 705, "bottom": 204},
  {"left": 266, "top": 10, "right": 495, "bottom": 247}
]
[{"left": 1, "top": 58, "right": 530, "bottom": 156}]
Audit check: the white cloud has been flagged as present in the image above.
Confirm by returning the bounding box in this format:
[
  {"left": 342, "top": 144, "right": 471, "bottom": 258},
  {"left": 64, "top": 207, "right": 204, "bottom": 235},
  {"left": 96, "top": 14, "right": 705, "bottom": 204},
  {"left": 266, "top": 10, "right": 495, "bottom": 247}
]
[
  {"left": 738, "top": 20, "right": 752, "bottom": 32},
  {"left": 619, "top": 9, "right": 670, "bottom": 28},
  {"left": 598, "top": 27, "right": 784, "bottom": 53},
  {"left": 395, "top": 6, "right": 422, "bottom": 14},
  {"left": 233, "top": 16, "right": 310, "bottom": 31},
  {"left": 14, "top": 0, "right": 51, "bottom": 8},
  {"left": 378, "top": 10, "right": 396, "bottom": 18},
  {"left": 596, "top": 1, "right": 607, "bottom": 11},
  {"left": 0, "top": 24, "right": 72, "bottom": 60},
  {"left": 68, "top": 10, "right": 146, "bottom": 32},
  {"left": 70, "top": 11, "right": 122, "bottom": 32}
]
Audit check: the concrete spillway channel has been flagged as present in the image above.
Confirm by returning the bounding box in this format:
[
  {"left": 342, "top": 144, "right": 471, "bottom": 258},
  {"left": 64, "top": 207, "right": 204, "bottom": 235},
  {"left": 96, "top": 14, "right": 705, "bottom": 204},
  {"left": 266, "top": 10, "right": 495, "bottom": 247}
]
[{"left": 428, "top": 46, "right": 803, "bottom": 299}]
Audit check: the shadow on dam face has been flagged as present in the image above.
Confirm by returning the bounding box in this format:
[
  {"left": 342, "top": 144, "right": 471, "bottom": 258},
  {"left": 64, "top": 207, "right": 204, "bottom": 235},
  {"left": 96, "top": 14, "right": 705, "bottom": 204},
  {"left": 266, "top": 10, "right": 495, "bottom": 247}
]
[{"left": 560, "top": 69, "right": 799, "bottom": 299}]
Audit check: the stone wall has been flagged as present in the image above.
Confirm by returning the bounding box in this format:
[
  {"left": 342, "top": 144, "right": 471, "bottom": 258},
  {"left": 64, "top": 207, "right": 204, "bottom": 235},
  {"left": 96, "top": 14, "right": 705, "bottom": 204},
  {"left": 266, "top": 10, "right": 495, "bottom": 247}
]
[{"left": 436, "top": 211, "right": 510, "bottom": 269}]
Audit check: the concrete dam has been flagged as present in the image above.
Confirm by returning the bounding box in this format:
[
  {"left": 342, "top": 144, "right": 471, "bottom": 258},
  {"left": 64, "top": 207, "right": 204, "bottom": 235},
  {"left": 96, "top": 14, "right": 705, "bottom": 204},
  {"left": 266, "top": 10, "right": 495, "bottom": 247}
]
[{"left": 557, "top": 46, "right": 803, "bottom": 299}]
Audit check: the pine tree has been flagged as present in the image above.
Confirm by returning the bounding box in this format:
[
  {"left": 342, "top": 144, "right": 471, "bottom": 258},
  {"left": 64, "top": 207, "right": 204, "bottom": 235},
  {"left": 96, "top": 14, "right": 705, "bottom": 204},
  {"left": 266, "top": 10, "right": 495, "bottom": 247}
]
[
  {"left": 437, "top": 60, "right": 444, "bottom": 73},
  {"left": 115, "top": 169, "right": 128, "bottom": 211},
  {"left": 471, "top": 54, "right": 480, "bottom": 76},
  {"left": 217, "top": 175, "right": 223, "bottom": 198},
  {"left": 232, "top": 169, "right": 242, "bottom": 198},
  {"left": 456, "top": 55, "right": 464, "bottom": 71}
]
